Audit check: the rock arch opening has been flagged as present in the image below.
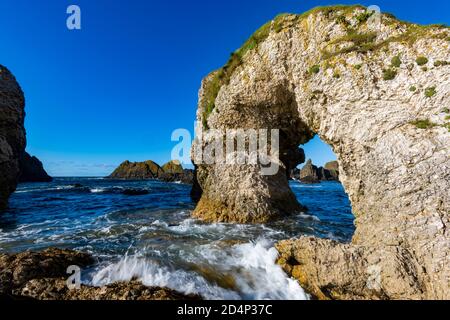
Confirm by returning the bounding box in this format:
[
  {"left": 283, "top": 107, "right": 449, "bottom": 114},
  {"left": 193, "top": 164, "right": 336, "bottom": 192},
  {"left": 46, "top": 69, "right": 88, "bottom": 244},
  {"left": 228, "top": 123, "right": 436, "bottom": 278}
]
[{"left": 290, "top": 135, "right": 355, "bottom": 242}]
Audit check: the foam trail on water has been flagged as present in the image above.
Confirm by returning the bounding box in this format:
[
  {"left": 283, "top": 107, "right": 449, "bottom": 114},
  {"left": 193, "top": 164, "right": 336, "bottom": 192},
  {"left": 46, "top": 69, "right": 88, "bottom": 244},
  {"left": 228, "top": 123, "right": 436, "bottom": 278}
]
[
  {"left": 193, "top": 239, "right": 309, "bottom": 300},
  {"left": 90, "top": 239, "right": 309, "bottom": 300}
]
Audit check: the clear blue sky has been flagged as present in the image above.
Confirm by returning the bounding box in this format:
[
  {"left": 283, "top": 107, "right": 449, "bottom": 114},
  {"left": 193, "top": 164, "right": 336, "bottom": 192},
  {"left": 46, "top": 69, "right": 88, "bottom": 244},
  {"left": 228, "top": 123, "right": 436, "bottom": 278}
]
[{"left": 1, "top": 0, "right": 448, "bottom": 176}]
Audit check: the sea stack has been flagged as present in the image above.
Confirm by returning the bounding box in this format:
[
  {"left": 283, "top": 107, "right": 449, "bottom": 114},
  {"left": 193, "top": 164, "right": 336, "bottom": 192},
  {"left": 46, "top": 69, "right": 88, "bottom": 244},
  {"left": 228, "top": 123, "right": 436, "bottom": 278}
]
[
  {"left": 19, "top": 152, "right": 53, "bottom": 182},
  {"left": 292, "top": 159, "right": 340, "bottom": 183},
  {"left": 0, "top": 65, "right": 26, "bottom": 210},
  {"left": 191, "top": 6, "right": 449, "bottom": 299}
]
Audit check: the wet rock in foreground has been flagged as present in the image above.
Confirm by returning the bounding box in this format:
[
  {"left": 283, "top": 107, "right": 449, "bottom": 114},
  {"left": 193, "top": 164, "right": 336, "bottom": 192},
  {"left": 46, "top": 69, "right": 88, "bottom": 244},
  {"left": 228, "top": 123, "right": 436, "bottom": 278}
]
[
  {"left": 0, "top": 248, "right": 201, "bottom": 300},
  {"left": 17, "top": 279, "right": 201, "bottom": 301}
]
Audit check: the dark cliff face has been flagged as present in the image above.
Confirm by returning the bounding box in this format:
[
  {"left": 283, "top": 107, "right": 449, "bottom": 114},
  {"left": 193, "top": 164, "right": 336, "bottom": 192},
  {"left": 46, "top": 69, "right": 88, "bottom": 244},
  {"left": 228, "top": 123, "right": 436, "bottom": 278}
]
[
  {"left": 0, "top": 65, "right": 26, "bottom": 210},
  {"left": 18, "top": 152, "right": 52, "bottom": 183}
]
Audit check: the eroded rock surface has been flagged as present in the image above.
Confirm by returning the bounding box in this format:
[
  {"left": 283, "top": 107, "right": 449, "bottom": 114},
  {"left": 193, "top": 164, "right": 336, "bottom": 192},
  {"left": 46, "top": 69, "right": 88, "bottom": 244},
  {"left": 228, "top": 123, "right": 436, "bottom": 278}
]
[
  {"left": 17, "top": 279, "right": 201, "bottom": 300},
  {"left": 0, "top": 65, "right": 26, "bottom": 210},
  {"left": 159, "top": 169, "right": 194, "bottom": 184},
  {"left": 0, "top": 248, "right": 94, "bottom": 297},
  {"left": 276, "top": 237, "right": 428, "bottom": 300},
  {"left": 191, "top": 6, "right": 450, "bottom": 299}
]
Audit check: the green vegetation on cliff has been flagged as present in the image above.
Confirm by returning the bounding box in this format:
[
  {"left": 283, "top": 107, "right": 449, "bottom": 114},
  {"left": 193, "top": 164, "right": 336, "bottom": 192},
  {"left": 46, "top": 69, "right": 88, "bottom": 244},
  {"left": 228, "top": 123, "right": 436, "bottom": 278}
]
[
  {"left": 425, "top": 86, "right": 437, "bottom": 98},
  {"left": 416, "top": 56, "right": 429, "bottom": 66},
  {"left": 201, "top": 5, "right": 365, "bottom": 127},
  {"left": 411, "top": 119, "right": 437, "bottom": 129},
  {"left": 383, "top": 68, "right": 398, "bottom": 81},
  {"left": 200, "top": 5, "right": 449, "bottom": 128},
  {"left": 391, "top": 55, "right": 402, "bottom": 68}
]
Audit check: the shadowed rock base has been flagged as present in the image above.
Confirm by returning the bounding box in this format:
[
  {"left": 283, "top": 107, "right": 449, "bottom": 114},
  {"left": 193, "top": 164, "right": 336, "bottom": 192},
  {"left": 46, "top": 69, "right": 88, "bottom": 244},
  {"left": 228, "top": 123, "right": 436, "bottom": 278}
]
[{"left": 192, "top": 164, "right": 305, "bottom": 223}]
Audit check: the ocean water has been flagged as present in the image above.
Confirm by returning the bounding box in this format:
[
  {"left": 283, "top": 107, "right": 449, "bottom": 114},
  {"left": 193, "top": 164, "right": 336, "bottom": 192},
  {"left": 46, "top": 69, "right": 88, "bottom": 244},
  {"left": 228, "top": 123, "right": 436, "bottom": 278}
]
[{"left": 0, "top": 178, "right": 354, "bottom": 300}]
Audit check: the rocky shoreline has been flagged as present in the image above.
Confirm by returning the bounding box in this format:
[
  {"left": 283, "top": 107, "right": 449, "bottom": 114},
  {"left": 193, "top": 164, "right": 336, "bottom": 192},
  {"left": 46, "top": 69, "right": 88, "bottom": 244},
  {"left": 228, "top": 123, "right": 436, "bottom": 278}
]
[{"left": 0, "top": 248, "right": 200, "bottom": 301}]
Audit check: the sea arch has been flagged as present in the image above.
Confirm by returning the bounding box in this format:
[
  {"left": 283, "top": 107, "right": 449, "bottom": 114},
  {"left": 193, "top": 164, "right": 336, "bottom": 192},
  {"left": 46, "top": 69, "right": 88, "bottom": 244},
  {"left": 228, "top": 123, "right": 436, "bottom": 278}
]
[{"left": 191, "top": 7, "right": 449, "bottom": 299}]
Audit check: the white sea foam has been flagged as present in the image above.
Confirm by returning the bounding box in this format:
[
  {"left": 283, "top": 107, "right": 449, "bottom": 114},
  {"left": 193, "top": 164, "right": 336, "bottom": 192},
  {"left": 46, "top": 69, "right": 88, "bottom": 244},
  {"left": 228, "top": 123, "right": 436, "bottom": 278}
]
[
  {"left": 151, "top": 220, "right": 168, "bottom": 227},
  {"left": 298, "top": 213, "right": 321, "bottom": 222},
  {"left": 90, "top": 239, "right": 309, "bottom": 300},
  {"left": 290, "top": 184, "right": 322, "bottom": 189},
  {"left": 56, "top": 185, "right": 76, "bottom": 190},
  {"left": 168, "top": 219, "right": 226, "bottom": 234},
  {"left": 91, "top": 255, "right": 238, "bottom": 300},
  {"left": 15, "top": 186, "right": 63, "bottom": 193},
  {"left": 198, "top": 239, "right": 308, "bottom": 300}
]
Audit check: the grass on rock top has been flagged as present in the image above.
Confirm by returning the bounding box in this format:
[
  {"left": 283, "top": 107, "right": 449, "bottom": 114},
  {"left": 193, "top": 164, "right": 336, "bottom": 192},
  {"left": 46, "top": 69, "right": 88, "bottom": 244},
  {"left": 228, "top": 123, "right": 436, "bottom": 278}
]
[
  {"left": 200, "top": 5, "right": 366, "bottom": 128},
  {"left": 200, "top": 5, "right": 449, "bottom": 128}
]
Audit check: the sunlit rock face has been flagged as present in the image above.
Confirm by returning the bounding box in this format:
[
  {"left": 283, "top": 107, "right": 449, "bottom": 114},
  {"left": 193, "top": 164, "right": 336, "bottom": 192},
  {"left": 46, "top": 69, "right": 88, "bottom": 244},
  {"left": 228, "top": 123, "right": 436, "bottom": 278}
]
[
  {"left": 0, "top": 65, "right": 26, "bottom": 210},
  {"left": 191, "top": 6, "right": 449, "bottom": 299}
]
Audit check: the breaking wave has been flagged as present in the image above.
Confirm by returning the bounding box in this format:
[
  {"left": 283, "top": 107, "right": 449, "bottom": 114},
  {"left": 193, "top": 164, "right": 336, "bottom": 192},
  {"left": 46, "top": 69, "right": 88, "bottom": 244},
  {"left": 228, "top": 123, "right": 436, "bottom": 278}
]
[
  {"left": 4, "top": 178, "right": 354, "bottom": 299},
  {"left": 90, "top": 239, "right": 308, "bottom": 300}
]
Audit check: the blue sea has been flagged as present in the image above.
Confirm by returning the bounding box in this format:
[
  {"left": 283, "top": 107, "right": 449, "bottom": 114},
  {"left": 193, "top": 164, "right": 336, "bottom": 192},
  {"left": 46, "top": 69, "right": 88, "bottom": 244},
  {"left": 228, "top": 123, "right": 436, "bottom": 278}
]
[{"left": 0, "top": 178, "right": 354, "bottom": 300}]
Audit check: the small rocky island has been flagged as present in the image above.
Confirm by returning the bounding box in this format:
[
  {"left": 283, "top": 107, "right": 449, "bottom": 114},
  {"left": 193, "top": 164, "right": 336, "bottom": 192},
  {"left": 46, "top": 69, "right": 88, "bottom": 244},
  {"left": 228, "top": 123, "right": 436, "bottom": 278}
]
[
  {"left": 291, "top": 160, "right": 339, "bottom": 183},
  {"left": 108, "top": 159, "right": 194, "bottom": 184}
]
